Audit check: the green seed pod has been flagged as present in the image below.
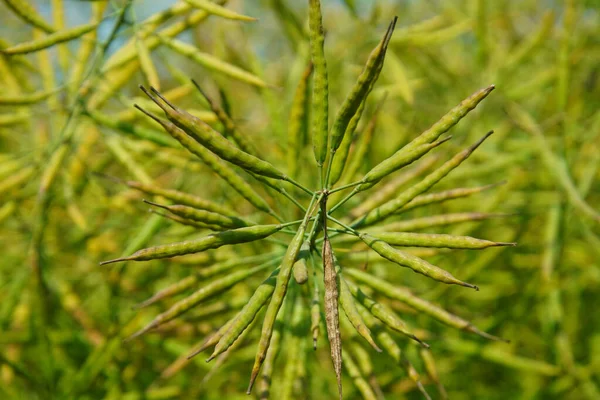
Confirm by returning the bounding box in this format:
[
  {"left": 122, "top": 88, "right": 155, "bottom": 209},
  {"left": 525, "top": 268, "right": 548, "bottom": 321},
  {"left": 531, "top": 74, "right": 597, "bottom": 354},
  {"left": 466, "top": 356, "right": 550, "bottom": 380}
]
[
  {"left": 419, "top": 348, "right": 448, "bottom": 399},
  {"left": 292, "top": 241, "right": 310, "bottom": 285},
  {"left": 405, "top": 85, "right": 495, "bottom": 151},
  {"left": 191, "top": 80, "right": 257, "bottom": 156},
  {"left": 338, "top": 270, "right": 381, "bottom": 352},
  {"left": 349, "top": 157, "right": 437, "bottom": 218},
  {"left": 141, "top": 87, "right": 286, "bottom": 180},
  {"left": 159, "top": 36, "right": 267, "bottom": 88},
  {"left": 134, "top": 105, "right": 274, "bottom": 214},
  {"left": 279, "top": 293, "right": 304, "bottom": 399},
  {"left": 358, "top": 136, "right": 451, "bottom": 189},
  {"left": 2, "top": 0, "right": 56, "bottom": 33},
  {"left": 288, "top": 62, "right": 313, "bottom": 179},
  {"left": 258, "top": 294, "right": 288, "bottom": 400},
  {"left": 344, "top": 278, "right": 426, "bottom": 346},
  {"left": 371, "top": 232, "right": 516, "bottom": 249},
  {"left": 151, "top": 209, "right": 222, "bottom": 231},
  {"left": 373, "top": 212, "right": 508, "bottom": 232},
  {"left": 144, "top": 200, "right": 249, "bottom": 230},
  {"left": 133, "top": 275, "right": 199, "bottom": 310},
  {"left": 123, "top": 179, "right": 237, "bottom": 216},
  {"left": 329, "top": 17, "right": 396, "bottom": 153},
  {"left": 207, "top": 267, "right": 279, "bottom": 361},
  {"left": 0, "top": 166, "right": 35, "bottom": 196},
  {"left": 343, "top": 350, "right": 378, "bottom": 400},
  {"left": 328, "top": 98, "right": 366, "bottom": 187},
  {"left": 345, "top": 268, "right": 505, "bottom": 341},
  {"left": 354, "top": 131, "right": 493, "bottom": 227},
  {"left": 183, "top": 0, "right": 257, "bottom": 21},
  {"left": 322, "top": 236, "right": 343, "bottom": 400},
  {"left": 135, "top": 32, "right": 161, "bottom": 90},
  {"left": 359, "top": 233, "right": 478, "bottom": 289},
  {"left": 126, "top": 262, "right": 272, "bottom": 340},
  {"left": 247, "top": 194, "right": 318, "bottom": 394},
  {"left": 398, "top": 181, "right": 505, "bottom": 214},
  {"left": 341, "top": 102, "right": 380, "bottom": 183},
  {"left": 1, "top": 23, "right": 97, "bottom": 55},
  {"left": 308, "top": 0, "right": 329, "bottom": 167},
  {"left": 87, "top": 109, "right": 174, "bottom": 147},
  {"left": 100, "top": 224, "right": 284, "bottom": 265},
  {"left": 0, "top": 89, "right": 55, "bottom": 105},
  {"left": 187, "top": 317, "right": 236, "bottom": 360}
]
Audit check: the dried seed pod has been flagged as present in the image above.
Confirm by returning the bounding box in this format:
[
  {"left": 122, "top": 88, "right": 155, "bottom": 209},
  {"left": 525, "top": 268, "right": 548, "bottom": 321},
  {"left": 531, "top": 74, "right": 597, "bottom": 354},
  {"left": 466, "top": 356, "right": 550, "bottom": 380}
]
[
  {"left": 126, "top": 262, "right": 273, "bottom": 341},
  {"left": 354, "top": 131, "right": 493, "bottom": 227},
  {"left": 100, "top": 224, "right": 284, "bottom": 265},
  {"left": 308, "top": 0, "right": 329, "bottom": 167},
  {"left": 310, "top": 254, "right": 322, "bottom": 349},
  {"left": 345, "top": 268, "right": 506, "bottom": 341},
  {"left": 359, "top": 233, "right": 479, "bottom": 289},
  {"left": 1, "top": 23, "right": 97, "bottom": 55},
  {"left": 183, "top": 0, "right": 257, "bottom": 21}
]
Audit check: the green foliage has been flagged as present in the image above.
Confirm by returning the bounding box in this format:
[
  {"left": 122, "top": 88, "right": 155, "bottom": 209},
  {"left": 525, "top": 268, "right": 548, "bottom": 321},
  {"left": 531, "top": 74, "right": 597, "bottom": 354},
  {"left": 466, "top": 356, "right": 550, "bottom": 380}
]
[{"left": 1, "top": 1, "right": 599, "bottom": 399}]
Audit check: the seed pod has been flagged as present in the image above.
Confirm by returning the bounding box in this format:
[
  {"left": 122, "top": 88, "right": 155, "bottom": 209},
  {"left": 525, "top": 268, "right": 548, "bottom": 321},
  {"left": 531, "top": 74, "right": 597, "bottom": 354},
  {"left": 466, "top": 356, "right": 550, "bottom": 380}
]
[
  {"left": 88, "top": 110, "right": 174, "bottom": 146},
  {"left": 405, "top": 85, "right": 495, "bottom": 151},
  {"left": 1, "top": 23, "right": 97, "bottom": 55},
  {"left": 344, "top": 278, "right": 427, "bottom": 346},
  {"left": 134, "top": 105, "right": 274, "bottom": 214},
  {"left": 2, "top": 0, "right": 56, "bottom": 33},
  {"left": 288, "top": 62, "right": 313, "bottom": 179},
  {"left": 292, "top": 241, "right": 310, "bottom": 284},
  {"left": 398, "top": 181, "right": 505, "bottom": 214},
  {"left": 133, "top": 275, "right": 199, "bottom": 310},
  {"left": 373, "top": 212, "right": 508, "bottom": 232},
  {"left": 371, "top": 232, "right": 516, "bottom": 250},
  {"left": 0, "top": 89, "right": 55, "bottom": 105},
  {"left": 124, "top": 179, "right": 237, "bottom": 216},
  {"left": 151, "top": 209, "right": 221, "bottom": 231},
  {"left": 191, "top": 80, "right": 256, "bottom": 156},
  {"left": 354, "top": 131, "right": 493, "bottom": 227},
  {"left": 188, "top": 318, "right": 236, "bottom": 360},
  {"left": 144, "top": 200, "right": 249, "bottom": 230},
  {"left": 355, "top": 302, "right": 431, "bottom": 399},
  {"left": 338, "top": 270, "right": 381, "bottom": 352},
  {"left": 329, "top": 17, "right": 396, "bottom": 153},
  {"left": 308, "top": 0, "right": 329, "bottom": 167},
  {"left": 207, "top": 267, "right": 279, "bottom": 361},
  {"left": 345, "top": 268, "right": 506, "bottom": 341},
  {"left": 341, "top": 101, "right": 380, "bottom": 182},
  {"left": 0, "top": 166, "right": 35, "bottom": 196},
  {"left": 247, "top": 194, "right": 319, "bottom": 393},
  {"left": 322, "top": 236, "right": 343, "bottom": 400},
  {"left": 359, "top": 233, "right": 478, "bottom": 289},
  {"left": 419, "top": 348, "right": 448, "bottom": 400},
  {"left": 141, "top": 87, "right": 286, "bottom": 180},
  {"left": 159, "top": 36, "right": 267, "bottom": 87},
  {"left": 100, "top": 224, "right": 283, "bottom": 265},
  {"left": 183, "top": 0, "right": 257, "bottom": 21},
  {"left": 310, "top": 254, "right": 322, "bottom": 349},
  {"left": 259, "top": 293, "right": 288, "bottom": 400},
  {"left": 126, "top": 263, "right": 272, "bottom": 340},
  {"left": 279, "top": 293, "right": 305, "bottom": 399},
  {"left": 343, "top": 350, "right": 378, "bottom": 400},
  {"left": 358, "top": 136, "right": 451, "bottom": 190},
  {"left": 135, "top": 33, "right": 161, "bottom": 90},
  {"left": 328, "top": 98, "right": 366, "bottom": 187},
  {"left": 349, "top": 157, "right": 436, "bottom": 218}
]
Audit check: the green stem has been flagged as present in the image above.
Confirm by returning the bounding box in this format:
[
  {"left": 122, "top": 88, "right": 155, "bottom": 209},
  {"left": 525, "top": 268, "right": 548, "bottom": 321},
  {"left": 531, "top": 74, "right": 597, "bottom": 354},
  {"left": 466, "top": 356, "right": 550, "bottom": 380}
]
[
  {"left": 329, "top": 186, "right": 361, "bottom": 214},
  {"left": 329, "top": 179, "right": 363, "bottom": 194}
]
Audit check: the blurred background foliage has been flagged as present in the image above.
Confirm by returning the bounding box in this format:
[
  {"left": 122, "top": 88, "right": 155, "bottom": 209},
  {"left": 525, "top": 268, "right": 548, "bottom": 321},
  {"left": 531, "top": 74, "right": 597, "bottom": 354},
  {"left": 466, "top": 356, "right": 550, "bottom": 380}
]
[{"left": 0, "top": 0, "right": 599, "bottom": 399}]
